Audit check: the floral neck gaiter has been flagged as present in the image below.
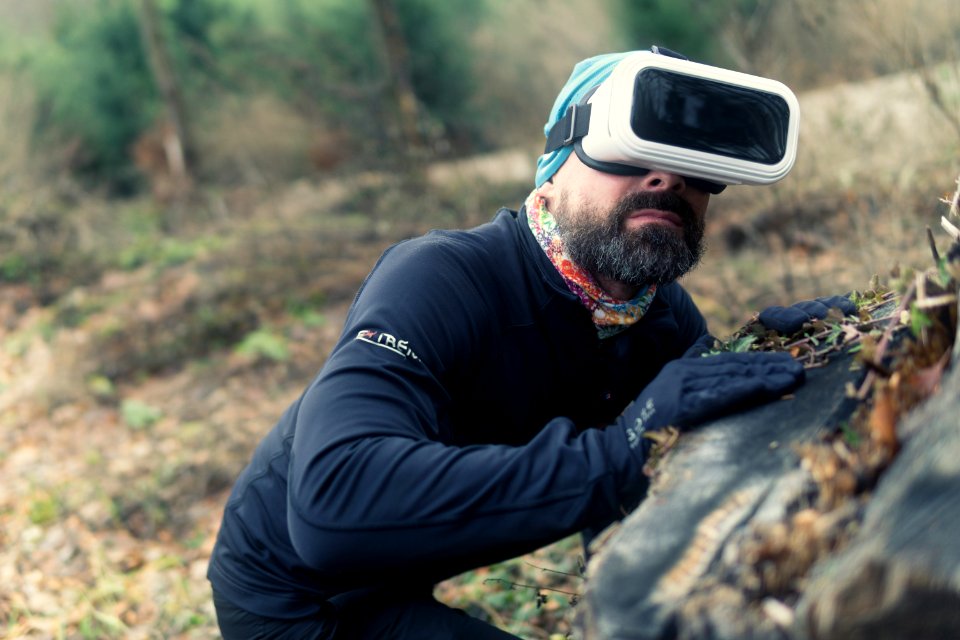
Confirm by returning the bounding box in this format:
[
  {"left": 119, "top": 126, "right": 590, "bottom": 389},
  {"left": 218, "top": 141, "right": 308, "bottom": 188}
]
[{"left": 525, "top": 190, "right": 657, "bottom": 339}]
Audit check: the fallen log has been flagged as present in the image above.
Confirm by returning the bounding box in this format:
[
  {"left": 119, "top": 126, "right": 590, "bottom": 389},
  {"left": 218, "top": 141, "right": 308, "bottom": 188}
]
[{"left": 578, "top": 286, "right": 960, "bottom": 639}]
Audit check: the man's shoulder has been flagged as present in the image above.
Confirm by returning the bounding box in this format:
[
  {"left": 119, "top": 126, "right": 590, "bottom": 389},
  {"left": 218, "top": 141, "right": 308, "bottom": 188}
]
[
  {"left": 421, "top": 207, "right": 519, "bottom": 248},
  {"left": 655, "top": 281, "right": 708, "bottom": 340},
  {"left": 382, "top": 208, "right": 522, "bottom": 273},
  {"left": 343, "top": 208, "right": 531, "bottom": 358},
  {"left": 656, "top": 281, "right": 695, "bottom": 307}
]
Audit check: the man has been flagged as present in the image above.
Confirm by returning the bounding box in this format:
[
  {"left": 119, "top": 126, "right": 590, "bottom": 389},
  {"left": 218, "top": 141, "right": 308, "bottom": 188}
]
[{"left": 207, "top": 48, "right": 839, "bottom": 638}]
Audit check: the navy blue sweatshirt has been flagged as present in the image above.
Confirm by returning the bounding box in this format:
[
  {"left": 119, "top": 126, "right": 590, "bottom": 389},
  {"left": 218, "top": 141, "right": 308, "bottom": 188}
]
[{"left": 207, "top": 207, "right": 708, "bottom": 618}]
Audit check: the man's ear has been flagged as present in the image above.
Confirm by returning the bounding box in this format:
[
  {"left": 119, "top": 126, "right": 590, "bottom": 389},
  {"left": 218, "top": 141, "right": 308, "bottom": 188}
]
[{"left": 538, "top": 176, "right": 557, "bottom": 201}]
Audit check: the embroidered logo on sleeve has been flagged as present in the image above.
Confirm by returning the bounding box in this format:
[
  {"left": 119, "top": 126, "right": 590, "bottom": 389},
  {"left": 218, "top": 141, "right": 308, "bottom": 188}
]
[
  {"left": 355, "top": 330, "right": 420, "bottom": 361},
  {"left": 624, "top": 398, "right": 656, "bottom": 450}
]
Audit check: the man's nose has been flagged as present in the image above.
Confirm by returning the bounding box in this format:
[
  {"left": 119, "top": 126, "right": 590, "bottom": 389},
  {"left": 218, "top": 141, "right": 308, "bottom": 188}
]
[{"left": 638, "top": 171, "right": 686, "bottom": 192}]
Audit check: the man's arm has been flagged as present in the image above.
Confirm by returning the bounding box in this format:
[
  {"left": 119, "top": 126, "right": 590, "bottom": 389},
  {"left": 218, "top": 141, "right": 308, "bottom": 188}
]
[{"left": 286, "top": 236, "right": 644, "bottom": 585}]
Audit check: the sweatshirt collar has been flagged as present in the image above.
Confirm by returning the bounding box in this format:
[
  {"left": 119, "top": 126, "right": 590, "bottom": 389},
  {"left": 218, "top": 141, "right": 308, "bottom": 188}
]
[{"left": 522, "top": 190, "right": 657, "bottom": 339}]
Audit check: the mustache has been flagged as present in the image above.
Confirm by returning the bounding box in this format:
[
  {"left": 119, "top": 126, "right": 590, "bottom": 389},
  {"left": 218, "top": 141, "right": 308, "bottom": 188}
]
[{"left": 610, "top": 191, "right": 698, "bottom": 228}]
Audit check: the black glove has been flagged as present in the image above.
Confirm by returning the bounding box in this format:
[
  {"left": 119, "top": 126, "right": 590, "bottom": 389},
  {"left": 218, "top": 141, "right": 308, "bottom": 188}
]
[
  {"left": 620, "top": 350, "right": 805, "bottom": 458},
  {"left": 681, "top": 332, "right": 719, "bottom": 358},
  {"left": 758, "top": 295, "right": 857, "bottom": 335}
]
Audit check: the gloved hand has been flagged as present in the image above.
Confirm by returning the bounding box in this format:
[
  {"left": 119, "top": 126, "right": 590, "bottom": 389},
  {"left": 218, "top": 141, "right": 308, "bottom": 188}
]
[
  {"left": 681, "top": 332, "right": 719, "bottom": 358},
  {"left": 758, "top": 295, "right": 857, "bottom": 335},
  {"left": 620, "top": 350, "right": 805, "bottom": 459}
]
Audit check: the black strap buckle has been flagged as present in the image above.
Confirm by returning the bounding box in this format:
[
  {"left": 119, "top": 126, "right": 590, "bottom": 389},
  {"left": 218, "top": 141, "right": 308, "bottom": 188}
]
[
  {"left": 544, "top": 103, "right": 592, "bottom": 154},
  {"left": 562, "top": 104, "right": 579, "bottom": 145}
]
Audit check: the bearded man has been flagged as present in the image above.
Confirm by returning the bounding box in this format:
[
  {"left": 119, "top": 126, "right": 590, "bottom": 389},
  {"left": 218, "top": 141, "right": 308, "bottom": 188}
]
[{"left": 207, "top": 47, "right": 837, "bottom": 639}]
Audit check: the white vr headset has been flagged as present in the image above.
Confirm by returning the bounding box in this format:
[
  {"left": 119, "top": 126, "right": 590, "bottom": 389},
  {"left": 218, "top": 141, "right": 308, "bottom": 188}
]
[{"left": 544, "top": 47, "right": 801, "bottom": 194}]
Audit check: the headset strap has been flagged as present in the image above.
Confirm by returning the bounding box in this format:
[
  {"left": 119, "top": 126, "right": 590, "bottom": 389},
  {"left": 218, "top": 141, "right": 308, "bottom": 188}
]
[
  {"left": 543, "top": 103, "right": 592, "bottom": 154},
  {"left": 650, "top": 45, "right": 688, "bottom": 60},
  {"left": 544, "top": 46, "right": 689, "bottom": 155}
]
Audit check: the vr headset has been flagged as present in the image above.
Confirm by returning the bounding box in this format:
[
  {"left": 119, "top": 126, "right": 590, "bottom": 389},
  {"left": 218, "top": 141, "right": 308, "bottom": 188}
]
[{"left": 544, "top": 47, "right": 800, "bottom": 194}]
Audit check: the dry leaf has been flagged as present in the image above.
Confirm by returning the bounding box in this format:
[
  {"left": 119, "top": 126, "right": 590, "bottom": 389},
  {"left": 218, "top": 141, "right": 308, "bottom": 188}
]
[
  {"left": 909, "top": 352, "right": 949, "bottom": 400},
  {"left": 868, "top": 385, "right": 899, "bottom": 456}
]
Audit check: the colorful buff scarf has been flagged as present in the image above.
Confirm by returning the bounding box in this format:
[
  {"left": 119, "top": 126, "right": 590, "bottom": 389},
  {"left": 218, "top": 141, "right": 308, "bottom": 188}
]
[{"left": 525, "top": 190, "right": 657, "bottom": 339}]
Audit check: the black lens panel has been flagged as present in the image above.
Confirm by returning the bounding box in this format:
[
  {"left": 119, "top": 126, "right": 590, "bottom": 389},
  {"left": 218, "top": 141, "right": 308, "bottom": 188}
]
[{"left": 631, "top": 68, "right": 790, "bottom": 165}]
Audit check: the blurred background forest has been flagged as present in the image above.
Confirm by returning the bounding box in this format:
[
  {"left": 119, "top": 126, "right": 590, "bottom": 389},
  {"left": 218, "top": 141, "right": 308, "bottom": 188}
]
[{"left": 1, "top": 0, "right": 959, "bottom": 638}]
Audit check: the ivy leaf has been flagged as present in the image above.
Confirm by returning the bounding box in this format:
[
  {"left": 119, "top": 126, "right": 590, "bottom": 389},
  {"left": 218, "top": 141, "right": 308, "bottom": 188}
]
[
  {"left": 726, "top": 335, "right": 758, "bottom": 353},
  {"left": 909, "top": 303, "right": 933, "bottom": 337}
]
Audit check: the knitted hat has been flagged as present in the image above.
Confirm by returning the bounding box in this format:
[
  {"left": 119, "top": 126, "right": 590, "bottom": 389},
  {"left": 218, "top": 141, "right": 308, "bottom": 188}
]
[{"left": 534, "top": 52, "right": 632, "bottom": 187}]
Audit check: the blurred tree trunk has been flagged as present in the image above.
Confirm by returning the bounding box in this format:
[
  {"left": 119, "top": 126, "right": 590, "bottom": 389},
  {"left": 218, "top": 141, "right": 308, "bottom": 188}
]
[
  {"left": 367, "top": 0, "right": 427, "bottom": 160},
  {"left": 138, "top": 0, "right": 195, "bottom": 192}
]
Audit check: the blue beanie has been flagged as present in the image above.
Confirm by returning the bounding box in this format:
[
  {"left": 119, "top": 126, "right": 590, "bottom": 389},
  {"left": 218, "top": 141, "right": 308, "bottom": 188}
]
[{"left": 535, "top": 52, "right": 633, "bottom": 187}]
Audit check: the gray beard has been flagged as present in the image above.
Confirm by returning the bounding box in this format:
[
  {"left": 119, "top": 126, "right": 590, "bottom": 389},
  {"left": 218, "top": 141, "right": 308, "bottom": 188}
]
[{"left": 555, "top": 190, "right": 706, "bottom": 287}]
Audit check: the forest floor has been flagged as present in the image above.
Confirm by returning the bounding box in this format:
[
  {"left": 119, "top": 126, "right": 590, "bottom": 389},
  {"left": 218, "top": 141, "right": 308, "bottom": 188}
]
[{"left": 2, "top": 66, "right": 959, "bottom": 638}]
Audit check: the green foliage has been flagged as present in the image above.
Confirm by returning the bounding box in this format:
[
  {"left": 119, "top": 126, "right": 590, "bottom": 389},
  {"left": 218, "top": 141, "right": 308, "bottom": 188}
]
[
  {"left": 609, "top": 0, "right": 757, "bottom": 65},
  {"left": 235, "top": 328, "right": 290, "bottom": 362},
  {"left": 116, "top": 234, "right": 222, "bottom": 271},
  {"left": 850, "top": 278, "right": 892, "bottom": 309},
  {"left": 936, "top": 254, "right": 955, "bottom": 288},
  {"left": 121, "top": 398, "right": 164, "bottom": 430},
  {"left": 87, "top": 375, "right": 117, "bottom": 400},
  {"left": 908, "top": 302, "right": 934, "bottom": 338},
  {"left": 28, "top": 491, "right": 62, "bottom": 526},
  {"left": 8, "top": 0, "right": 251, "bottom": 191},
  {"left": 78, "top": 610, "right": 127, "bottom": 640},
  {"left": 717, "top": 334, "right": 758, "bottom": 353},
  {"left": 4, "top": 0, "right": 490, "bottom": 189},
  {"left": 289, "top": 305, "right": 328, "bottom": 328},
  {"left": 439, "top": 535, "right": 583, "bottom": 635},
  {"left": 26, "top": 0, "right": 158, "bottom": 191},
  {"left": 0, "top": 195, "right": 103, "bottom": 293},
  {"left": 398, "top": 0, "right": 489, "bottom": 145},
  {"left": 0, "top": 254, "right": 29, "bottom": 282},
  {"left": 840, "top": 421, "right": 861, "bottom": 448},
  {"left": 242, "top": 0, "right": 489, "bottom": 153}
]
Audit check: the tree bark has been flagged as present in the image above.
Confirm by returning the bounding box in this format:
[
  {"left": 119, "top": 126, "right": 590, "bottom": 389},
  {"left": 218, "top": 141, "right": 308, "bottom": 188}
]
[
  {"left": 367, "top": 0, "right": 427, "bottom": 159},
  {"left": 138, "top": 0, "right": 195, "bottom": 189},
  {"left": 578, "top": 293, "right": 960, "bottom": 639}
]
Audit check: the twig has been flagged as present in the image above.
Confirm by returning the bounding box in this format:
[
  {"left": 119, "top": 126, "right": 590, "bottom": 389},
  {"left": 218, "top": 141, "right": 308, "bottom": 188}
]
[
  {"left": 927, "top": 226, "right": 941, "bottom": 265},
  {"left": 855, "top": 280, "right": 918, "bottom": 400},
  {"left": 780, "top": 295, "right": 899, "bottom": 365},
  {"left": 915, "top": 293, "right": 958, "bottom": 309},
  {"left": 783, "top": 325, "right": 845, "bottom": 352},
  {"left": 523, "top": 560, "right": 585, "bottom": 579},
  {"left": 916, "top": 272, "right": 931, "bottom": 347},
  {"left": 942, "top": 216, "right": 960, "bottom": 241},
  {"left": 483, "top": 578, "right": 581, "bottom": 598},
  {"left": 856, "top": 315, "right": 900, "bottom": 329},
  {"left": 939, "top": 173, "right": 960, "bottom": 220}
]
